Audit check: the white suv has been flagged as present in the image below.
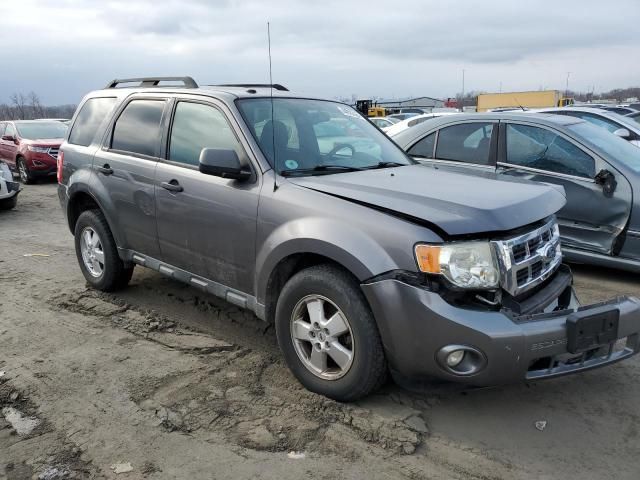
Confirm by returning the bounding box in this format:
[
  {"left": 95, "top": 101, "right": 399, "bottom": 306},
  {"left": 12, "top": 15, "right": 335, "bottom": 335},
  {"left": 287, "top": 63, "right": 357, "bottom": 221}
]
[{"left": 0, "top": 161, "right": 19, "bottom": 210}]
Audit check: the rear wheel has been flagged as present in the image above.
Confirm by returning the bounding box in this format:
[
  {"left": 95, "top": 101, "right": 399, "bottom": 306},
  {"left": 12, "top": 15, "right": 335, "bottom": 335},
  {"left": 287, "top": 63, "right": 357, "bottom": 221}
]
[
  {"left": 74, "top": 209, "right": 134, "bottom": 291},
  {"left": 275, "top": 264, "right": 387, "bottom": 401},
  {"left": 17, "top": 157, "right": 33, "bottom": 184}
]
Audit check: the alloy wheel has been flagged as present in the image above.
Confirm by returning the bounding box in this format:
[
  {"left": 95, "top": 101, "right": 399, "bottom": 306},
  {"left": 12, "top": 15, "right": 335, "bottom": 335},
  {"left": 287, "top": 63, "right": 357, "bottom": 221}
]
[
  {"left": 80, "top": 227, "right": 105, "bottom": 277},
  {"left": 290, "top": 294, "right": 355, "bottom": 380},
  {"left": 18, "top": 160, "right": 28, "bottom": 183}
]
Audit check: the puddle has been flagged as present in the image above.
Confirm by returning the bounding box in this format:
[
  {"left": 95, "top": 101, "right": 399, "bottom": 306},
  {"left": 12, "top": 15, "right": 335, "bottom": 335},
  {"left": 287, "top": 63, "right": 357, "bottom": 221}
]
[{"left": 2, "top": 406, "right": 41, "bottom": 435}]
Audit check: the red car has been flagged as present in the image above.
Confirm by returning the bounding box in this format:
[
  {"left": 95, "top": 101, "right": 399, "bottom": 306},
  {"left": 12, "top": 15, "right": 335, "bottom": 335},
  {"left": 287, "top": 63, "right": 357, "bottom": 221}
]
[{"left": 0, "top": 120, "right": 67, "bottom": 184}]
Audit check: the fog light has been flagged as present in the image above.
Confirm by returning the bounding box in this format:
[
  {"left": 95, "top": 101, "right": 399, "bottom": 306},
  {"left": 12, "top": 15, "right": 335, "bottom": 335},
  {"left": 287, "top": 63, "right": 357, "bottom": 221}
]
[
  {"left": 436, "top": 345, "right": 487, "bottom": 375},
  {"left": 446, "top": 350, "right": 465, "bottom": 367}
]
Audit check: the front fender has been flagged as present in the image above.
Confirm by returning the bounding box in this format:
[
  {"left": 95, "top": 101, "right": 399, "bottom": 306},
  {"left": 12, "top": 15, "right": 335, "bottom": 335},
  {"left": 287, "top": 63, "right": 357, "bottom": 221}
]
[{"left": 254, "top": 216, "right": 399, "bottom": 305}]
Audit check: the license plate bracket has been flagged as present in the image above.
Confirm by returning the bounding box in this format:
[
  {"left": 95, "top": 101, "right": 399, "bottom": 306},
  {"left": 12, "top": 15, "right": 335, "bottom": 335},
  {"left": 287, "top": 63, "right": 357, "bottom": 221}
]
[{"left": 566, "top": 308, "right": 619, "bottom": 354}]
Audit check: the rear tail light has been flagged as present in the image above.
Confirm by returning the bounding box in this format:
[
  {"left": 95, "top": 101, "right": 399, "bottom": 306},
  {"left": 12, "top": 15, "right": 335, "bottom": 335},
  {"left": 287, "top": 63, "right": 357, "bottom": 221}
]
[{"left": 57, "top": 151, "right": 64, "bottom": 184}]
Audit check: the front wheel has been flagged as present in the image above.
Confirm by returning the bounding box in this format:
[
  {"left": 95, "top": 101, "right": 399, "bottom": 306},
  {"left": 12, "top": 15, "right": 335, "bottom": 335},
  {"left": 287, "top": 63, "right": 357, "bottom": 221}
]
[
  {"left": 74, "top": 209, "right": 134, "bottom": 291},
  {"left": 275, "top": 264, "right": 387, "bottom": 401},
  {"left": 17, "top": 157, "right": 33, "bottom": 184}
]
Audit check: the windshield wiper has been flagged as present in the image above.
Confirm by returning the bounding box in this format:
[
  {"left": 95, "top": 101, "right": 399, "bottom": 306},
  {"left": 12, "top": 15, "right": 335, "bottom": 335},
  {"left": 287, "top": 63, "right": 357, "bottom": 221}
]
[
  {"left": 280, "top": 165, "right": 365, "bottom": 177},
  {"left": 364, "top": 161, "right": 406, "bottom": 169}
]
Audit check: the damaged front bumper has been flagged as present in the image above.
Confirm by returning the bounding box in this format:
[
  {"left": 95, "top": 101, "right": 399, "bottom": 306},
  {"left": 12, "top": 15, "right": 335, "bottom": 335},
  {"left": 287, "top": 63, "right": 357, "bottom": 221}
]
[{"left": 361, "top": 269, "right": 640, "bottom": 387}]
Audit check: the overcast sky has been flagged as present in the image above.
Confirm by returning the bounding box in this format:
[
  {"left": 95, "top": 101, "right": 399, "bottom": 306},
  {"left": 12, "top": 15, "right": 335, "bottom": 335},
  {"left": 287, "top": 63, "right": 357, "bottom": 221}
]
[{"left": 1, "top": 0, "right": 639, "bottom": 105}]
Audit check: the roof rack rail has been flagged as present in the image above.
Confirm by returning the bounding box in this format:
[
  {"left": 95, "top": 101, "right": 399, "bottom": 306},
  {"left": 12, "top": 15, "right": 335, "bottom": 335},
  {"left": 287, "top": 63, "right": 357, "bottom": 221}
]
[
  {"left": 215, "top": 83, "right": 289, "bottom": 91},
  {"left": 105, "top": 77, "right": 198, "bottom": 89}
]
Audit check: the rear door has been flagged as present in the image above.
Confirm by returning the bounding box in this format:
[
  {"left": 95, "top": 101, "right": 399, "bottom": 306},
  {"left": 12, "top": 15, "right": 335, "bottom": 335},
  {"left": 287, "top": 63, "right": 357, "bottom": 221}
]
[
  {"left": 90, "top": 96, "right": 167, "bottom": 258},
  {"left": 407, "top": 120, "right": 498, "bottom": 175},
  {"left": 496, "top": 121, "right": 632, "bottom": 255},
  {"left": 154, "top": 98, "right": 260, "bottom": 295}
]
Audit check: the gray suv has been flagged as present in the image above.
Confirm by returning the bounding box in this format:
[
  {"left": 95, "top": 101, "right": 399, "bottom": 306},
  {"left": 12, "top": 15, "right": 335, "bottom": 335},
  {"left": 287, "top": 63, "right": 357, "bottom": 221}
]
[{"left": 58, "top": 77, "right": 640, "bottom": 401}]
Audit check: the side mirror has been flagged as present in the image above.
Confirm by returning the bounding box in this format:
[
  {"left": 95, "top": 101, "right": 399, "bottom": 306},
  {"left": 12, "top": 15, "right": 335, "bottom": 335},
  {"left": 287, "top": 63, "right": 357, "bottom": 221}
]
[
  {"left": 595, "top": 169, "right": 617, "bottom": 197},
  {"left": 199, "top": 148, "right": 251, "bottom": 181},
  {"left": 1, "top": 135, "right": 15, "bottom": 142},
  {"left": 613, "top": 128, "right": 631, "bottom": 139}
]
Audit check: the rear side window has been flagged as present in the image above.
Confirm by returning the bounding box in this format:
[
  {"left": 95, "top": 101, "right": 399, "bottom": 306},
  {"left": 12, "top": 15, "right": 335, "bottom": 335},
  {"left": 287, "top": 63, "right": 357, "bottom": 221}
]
[
  {"left": 68, "top": 97, "right": 117, "bottom": 146},
  {"left": 408, "top": 132, "right": 436, "bottom": 158},
  {"left": 4, "top": 123, "right": 16, "bottom": 138},
  {"left": 435, "top": 122, "right": 494, "bottom": 165},
  {"left": 506, "top": 124, "right": 595, "bottom": 178},
  {"left": 111, "top": 100, "right": 165, "bottom": 157},
  {"left": 0, "top": 123, "right": 5, "bottom": 136},
  {"left": 168, "top": 102, "right": 245, "bottom": 166}
]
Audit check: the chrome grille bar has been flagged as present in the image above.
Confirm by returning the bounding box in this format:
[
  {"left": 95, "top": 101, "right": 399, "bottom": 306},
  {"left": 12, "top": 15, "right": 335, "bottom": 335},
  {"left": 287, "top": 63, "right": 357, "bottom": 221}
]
[{"left": 492, "top": 218, "right": 562, "bottom": 297}]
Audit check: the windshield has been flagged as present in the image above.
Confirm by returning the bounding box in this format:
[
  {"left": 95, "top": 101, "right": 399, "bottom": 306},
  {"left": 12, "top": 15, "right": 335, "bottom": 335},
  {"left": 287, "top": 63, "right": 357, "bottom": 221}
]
[
  {"left": 15, "top": 122, "right": 68, "bottom": 140},
  {"left": 236, "top": 98, "right": 413, "bottom": 174},
  {"left": 568, "top": 122, "right": 640, "bottom": 173}
]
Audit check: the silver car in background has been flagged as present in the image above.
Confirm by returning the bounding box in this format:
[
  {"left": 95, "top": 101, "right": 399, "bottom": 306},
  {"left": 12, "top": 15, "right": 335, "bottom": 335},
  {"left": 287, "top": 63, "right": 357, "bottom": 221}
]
[
  {"left": 392, "top": 112, "right": 640, "bottom": 272},
  {"left": 537, "top": 107, "right": 640, "bottom": 148}
]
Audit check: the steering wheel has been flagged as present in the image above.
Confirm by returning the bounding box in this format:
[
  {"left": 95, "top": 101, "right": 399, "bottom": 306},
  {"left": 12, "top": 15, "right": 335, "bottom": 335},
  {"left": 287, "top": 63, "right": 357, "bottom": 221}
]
[{"left": 326, "top": 143, "right": 356, "bottom": 158}]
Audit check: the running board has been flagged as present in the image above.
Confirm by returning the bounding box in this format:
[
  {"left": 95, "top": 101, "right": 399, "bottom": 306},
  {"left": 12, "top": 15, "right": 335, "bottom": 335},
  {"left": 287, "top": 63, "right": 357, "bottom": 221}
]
[
  {"left": 563, "top": 247, "right": 640, "bottom": 273},
  {"left": 118, "top": 248, "right": 266, "bottom": 320}
]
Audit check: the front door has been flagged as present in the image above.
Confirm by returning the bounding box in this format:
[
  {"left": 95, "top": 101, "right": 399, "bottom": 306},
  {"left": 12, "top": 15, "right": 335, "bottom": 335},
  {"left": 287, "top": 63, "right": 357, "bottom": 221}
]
[
  {"left": 497, "top": 121, "right": 632, "bottom": 255},
  {"left": 154, "top": 99, "right": 260, "bottom": 295}
]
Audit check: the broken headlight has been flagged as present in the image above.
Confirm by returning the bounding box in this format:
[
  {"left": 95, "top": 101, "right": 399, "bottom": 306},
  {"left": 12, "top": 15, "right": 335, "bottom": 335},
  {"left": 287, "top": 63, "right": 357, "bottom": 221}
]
[{"left": 414, "top": 241, "right": 499, "bottom": 289}]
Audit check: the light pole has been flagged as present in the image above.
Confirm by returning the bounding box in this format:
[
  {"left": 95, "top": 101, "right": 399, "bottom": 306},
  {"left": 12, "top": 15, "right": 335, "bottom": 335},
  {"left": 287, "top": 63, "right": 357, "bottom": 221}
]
[
  {"left": 461, "top": 68, "right": 465, "bottom": 111},
  {"left": 565, "top": 72, "right": 571, "bottom": 96}
]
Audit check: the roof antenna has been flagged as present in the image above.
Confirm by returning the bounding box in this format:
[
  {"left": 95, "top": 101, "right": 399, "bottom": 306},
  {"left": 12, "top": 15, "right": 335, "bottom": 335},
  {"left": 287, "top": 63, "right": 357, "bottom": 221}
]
[{"left": 268, "top": 22, "right": 278, "bottom": 192}]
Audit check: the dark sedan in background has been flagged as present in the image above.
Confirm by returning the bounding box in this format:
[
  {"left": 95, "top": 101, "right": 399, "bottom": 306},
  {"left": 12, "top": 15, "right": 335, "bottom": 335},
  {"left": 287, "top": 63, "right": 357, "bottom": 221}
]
[{"left": 392, "top": 113, "right": 640, "bottom": 272}]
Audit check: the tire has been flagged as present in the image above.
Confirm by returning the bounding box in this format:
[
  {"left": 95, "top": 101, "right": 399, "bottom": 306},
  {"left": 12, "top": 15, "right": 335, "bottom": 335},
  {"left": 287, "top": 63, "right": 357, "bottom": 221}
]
[
  {"left": 17, "top": 157, "right": 34, "bottom": 184},
  {"left": 74, "top": 209, "right": 134, "bottom": 291},
  {"left": 275, "top": 264, "right": 387, "bottom": 401},
  {"left": 0, "top": 194, "right": 17, "bottom": 210}
]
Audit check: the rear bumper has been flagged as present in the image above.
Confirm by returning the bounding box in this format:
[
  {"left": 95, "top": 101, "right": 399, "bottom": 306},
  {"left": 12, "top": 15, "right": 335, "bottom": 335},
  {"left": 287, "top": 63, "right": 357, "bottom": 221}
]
[{"left": 362, "top": 276, "right": 640, "bottom": 386}]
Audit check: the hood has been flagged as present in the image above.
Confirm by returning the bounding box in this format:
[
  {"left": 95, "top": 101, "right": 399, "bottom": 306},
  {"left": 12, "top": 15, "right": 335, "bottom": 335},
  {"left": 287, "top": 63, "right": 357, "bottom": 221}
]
[
  {"left": 22, "top": 138, "right": 63, "bottom": 146},
  {"left": 287, "top": 164, "right": 566, "bottom": 236}
]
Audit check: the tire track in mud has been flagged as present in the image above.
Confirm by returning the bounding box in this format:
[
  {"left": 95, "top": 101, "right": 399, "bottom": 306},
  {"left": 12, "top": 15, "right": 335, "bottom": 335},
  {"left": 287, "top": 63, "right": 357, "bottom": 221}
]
[
  {"left": 0, "top": 367, "right": 102, "bottom": 479},
  {"left": 52, "top": 289, "right": 427, "bottom": 455},
  {"left": 49, "top": 288, "right": 517, "bottom": 479}
]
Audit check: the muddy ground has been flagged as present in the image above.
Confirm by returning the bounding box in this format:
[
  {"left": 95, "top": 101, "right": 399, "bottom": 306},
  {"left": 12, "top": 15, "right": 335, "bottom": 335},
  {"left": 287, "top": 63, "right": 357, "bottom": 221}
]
[{"left": 1, "top": 182, "right": 639, "bottom": 480}]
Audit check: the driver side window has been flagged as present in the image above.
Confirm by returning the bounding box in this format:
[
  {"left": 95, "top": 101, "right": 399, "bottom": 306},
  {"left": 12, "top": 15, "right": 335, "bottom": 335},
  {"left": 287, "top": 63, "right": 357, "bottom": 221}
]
[{"left": 506, "top": 124, "right": 595, "bottom": 178}]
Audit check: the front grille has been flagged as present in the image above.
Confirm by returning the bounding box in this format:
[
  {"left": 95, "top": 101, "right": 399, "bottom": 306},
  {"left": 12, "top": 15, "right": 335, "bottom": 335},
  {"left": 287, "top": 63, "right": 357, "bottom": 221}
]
[
  {"left": 492, "top": 218, "right": 562, "bottom": 297},
  {"left": 48, "top": 147, "right": 59, "bottom": 159}
]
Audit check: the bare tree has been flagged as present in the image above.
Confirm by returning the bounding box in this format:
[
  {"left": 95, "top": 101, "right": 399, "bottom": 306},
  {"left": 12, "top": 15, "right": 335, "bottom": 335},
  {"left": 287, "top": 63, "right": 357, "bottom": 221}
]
[
  {"left": 10, "top": 93, "right": 29, "bottom": 120},
  {"left": 28, "top": 91, "right": 45, "bottom": 118}
]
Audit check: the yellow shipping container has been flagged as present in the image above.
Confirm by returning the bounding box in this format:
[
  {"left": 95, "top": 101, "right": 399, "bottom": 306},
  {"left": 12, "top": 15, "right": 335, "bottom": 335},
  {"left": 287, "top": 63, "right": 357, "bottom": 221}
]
[{"left": 477, "top": 90, "right": 573, "bottom": 112}]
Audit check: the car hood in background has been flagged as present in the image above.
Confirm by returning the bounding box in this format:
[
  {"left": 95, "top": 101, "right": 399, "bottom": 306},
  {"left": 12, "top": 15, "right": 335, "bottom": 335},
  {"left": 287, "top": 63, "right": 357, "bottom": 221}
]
[
  {"left": 22, "top": 138, "right": 64, "bottom": 146},
  {"left": 287, "top": 164, "right": 566, "bottom": 236}
]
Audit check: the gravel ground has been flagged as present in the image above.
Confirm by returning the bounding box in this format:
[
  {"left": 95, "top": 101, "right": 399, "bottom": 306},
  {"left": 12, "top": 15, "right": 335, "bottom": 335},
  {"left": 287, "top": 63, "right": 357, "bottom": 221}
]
[{"left": 1, "top": 182, "right": 639, "bottom": 479}]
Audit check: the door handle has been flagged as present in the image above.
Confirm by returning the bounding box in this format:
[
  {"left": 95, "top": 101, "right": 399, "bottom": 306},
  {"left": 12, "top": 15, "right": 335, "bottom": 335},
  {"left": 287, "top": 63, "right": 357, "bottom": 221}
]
[
  {"left": 97, "top": 164, "right": 113, "bottom": 175},
  {"left": 161, "top": 180, "right": 183, "bottom": 193}
]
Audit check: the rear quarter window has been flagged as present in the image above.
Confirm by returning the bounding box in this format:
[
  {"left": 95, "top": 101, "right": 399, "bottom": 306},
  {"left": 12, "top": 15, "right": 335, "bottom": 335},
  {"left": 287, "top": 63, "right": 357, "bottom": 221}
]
[{"left": 68, "top": 97, "right": 117, "bottom": 147}]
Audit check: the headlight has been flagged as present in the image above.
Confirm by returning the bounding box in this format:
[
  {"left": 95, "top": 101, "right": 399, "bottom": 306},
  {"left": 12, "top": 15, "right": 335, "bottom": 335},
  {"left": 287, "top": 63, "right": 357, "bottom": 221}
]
[
  {"left": 27, "top": 145, "right": 50, "bottom": 153},
  {"left": 415, "top": 241, "right": 499, "bottom": 289}
]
